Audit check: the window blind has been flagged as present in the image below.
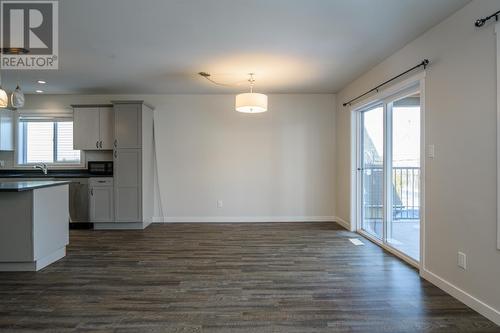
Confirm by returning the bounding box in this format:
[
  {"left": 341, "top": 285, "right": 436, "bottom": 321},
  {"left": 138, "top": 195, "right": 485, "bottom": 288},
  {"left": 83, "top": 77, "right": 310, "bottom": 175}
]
[
  {"left": 18, "top": 115, "right": 81, "bottom": 165},
  {"left": 56, "top": 122, "right": 80, "bottom": 162},
  {"left": 25, "top": 122, "right": 54, "bottom": 163}
]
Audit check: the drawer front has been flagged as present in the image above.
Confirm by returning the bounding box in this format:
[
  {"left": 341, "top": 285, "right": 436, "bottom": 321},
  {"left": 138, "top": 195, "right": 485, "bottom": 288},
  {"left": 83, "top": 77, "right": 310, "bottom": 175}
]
[{"left": 89, "top": 177, "right": 113, "bottom": 187}]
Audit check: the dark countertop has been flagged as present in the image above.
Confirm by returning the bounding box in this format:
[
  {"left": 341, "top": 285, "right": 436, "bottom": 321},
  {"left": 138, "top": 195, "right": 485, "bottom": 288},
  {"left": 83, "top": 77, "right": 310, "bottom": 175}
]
[
  {"left": 0, "top": 170, "right": 111, "bottom": 178},
  {"left": 0, "top": 180, "right": 72, "bottom": 192}
]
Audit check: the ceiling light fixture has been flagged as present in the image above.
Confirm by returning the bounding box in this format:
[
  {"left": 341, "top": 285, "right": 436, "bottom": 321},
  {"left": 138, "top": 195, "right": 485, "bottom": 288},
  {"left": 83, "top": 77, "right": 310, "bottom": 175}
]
[
  {"left": 235, "top": 73, "right": 268, "bottom": 113},
  {"left": 1, "top": 47, "right": 29, "bottom": 55},
  {"left": 0, "top": 72, "right": 26, "bottom": 109},
  {"left": 198, "top": 72, "right": 268, "bottom": 114},
  {"left": 0, "top": 73, "right": 7, "bottom": 108},
  {"left": 0, "top": 87, "right": 8, "bottom": 108},
  {"left": 11, "top": 85, "right": 25, "bottom": 108},
  {"left": 37, "top": 80, "right": 46, "bottom": 84},
  {"left": 36, "top": 90, "right": 44, "bottom": 93}
]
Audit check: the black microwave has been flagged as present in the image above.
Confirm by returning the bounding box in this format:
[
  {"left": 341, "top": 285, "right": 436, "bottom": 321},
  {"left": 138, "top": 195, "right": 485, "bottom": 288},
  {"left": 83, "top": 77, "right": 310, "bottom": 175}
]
[{"left": 88, "top": 161, "right": 113, "bottom": 175}]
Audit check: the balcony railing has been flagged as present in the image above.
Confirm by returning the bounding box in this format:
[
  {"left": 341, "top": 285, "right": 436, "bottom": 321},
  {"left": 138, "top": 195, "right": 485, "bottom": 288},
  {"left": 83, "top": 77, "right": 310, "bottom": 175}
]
[{"left": 363, "top": 166, "right": 420, "bottom": 221}]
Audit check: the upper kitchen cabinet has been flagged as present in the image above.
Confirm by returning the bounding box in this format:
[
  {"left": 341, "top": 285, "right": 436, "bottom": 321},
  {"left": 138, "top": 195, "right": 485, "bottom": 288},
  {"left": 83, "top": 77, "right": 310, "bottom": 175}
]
[
  {"left": 114, "top": 103, "right": 141, "bottom": 149},
  {"left": 0, "top": 109, "right": 14, "bottom": 151},
  {"left": 99, "top": 107, "right": 114, "bottom": 149},
  {"left": 72, "top": 105, "right": 114, "bottom": 150},
  {"left": 73, "top": 107, "right": 99, "bottom": 150}
]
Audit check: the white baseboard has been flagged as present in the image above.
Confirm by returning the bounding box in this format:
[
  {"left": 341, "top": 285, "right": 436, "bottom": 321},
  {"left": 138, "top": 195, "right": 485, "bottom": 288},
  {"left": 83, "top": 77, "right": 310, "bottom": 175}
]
[
  {"left": 94, "top": 222, "right": 147, "bottom": 230},
  {"left": 0, "top": 247, "right": 65, "bottom": 272},
  {"left": 143, "top": 219, "right": 153, "bottom": 228},
  {"left": 153, "top": 216, "right": 336, "bottom": 223},
  {"left": 152, "top": 216, "right": 165, "bottom": 223},
  {"left": 421, "top": 268, "right": 500, "bottom": 326},
  {"left": 333, "top": 216, "right": 351, "bottom": 230}
]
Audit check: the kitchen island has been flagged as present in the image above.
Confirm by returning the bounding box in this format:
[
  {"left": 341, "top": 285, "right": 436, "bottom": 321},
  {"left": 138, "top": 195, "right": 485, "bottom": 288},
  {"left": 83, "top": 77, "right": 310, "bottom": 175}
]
[{"left": 0, "top": 181, "right": 70, "bottom": 271}]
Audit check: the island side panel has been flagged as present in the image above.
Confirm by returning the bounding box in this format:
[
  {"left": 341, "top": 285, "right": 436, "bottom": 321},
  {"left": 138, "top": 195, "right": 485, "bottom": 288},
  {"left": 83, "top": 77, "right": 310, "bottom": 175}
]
[
  {"left": 0, "top": 191, "right": 34, "bottom": 261},
  {"left": 32, "top": 185, "right": 69, "bottom": 261}
]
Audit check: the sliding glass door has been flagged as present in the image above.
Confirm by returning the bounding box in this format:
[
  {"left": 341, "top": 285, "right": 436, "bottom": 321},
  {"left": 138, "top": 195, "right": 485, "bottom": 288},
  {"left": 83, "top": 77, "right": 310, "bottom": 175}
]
[
  {"left": 358, "top": 87, "right": 421, "bottom": 263},
  {"left": 387, "top": 92, "right": 421, "bottom": 260},
  {"left": 360, "top": 105, "right": 384, "bottom": 240}
]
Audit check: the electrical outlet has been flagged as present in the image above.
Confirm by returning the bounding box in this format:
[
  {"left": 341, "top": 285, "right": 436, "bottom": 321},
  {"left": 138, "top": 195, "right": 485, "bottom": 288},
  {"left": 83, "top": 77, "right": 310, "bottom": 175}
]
[
  {"left": 217, "top": 200, "right": 223, "bottom": 208},
  {"left": 458, "top": 252, "right": 467, "bottom": 270}
]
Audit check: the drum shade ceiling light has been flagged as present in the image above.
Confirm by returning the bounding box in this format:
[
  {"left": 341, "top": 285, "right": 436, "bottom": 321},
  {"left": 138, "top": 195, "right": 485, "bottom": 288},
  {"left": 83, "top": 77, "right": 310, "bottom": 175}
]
[
  {"left": 198, "top": 72, "right": 268, "bottom": 113},
  {"left": 235, "top": 73, "right": 268, "bottom": 113}
]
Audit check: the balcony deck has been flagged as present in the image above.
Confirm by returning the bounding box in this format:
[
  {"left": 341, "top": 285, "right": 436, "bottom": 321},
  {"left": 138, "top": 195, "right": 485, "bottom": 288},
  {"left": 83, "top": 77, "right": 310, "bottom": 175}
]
[{"left": 364, "top": 219, "right": 420, "bottom": 260}]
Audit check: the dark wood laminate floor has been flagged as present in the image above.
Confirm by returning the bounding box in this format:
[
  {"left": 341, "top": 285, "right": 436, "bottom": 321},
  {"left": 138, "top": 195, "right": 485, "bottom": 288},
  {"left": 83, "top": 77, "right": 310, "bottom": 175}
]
[{"left": 0, "top": 222, "right": 497, "bottom": 333}]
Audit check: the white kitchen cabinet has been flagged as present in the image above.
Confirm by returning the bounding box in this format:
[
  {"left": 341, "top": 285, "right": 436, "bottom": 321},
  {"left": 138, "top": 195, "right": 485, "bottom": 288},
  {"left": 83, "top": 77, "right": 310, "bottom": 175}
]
[
  {"left": 73, "top": 105, "right": 114, "bottom": 150},
  {"left": 89, "top": 178, "right": 114, "bottom": 222},
  {"left": 99, "top": 107, "right": 114, "bottom": 149},
  {"left": 0, "top": 183, "right": 69, "bottom": 271},
  {"left": 92, "top": 100, "right": 154, "bottom": 231},
  {"left": 0, "top": 109, "right": 14, "bottom": 151},
  {"left": 113, "top": 149, "right": 141, "bottom": 222},
  {"left": 73, "top": 107, "right": 99, "bottom": 150},
  {"left": 114, "top": 103, "right": 140, "bottom": 149}
]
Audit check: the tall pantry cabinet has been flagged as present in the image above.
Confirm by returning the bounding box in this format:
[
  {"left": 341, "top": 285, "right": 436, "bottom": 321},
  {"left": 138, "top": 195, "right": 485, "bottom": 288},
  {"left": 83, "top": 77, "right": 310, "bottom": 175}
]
[{"left": 94, "top": 101, "right": 155, "bottom": 230}]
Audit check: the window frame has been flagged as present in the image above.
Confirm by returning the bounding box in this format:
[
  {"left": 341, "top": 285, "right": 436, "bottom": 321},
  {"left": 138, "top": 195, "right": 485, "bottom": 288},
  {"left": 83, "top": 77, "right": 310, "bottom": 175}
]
[{"left": 14, "top": 112, "right": 85, "bottom": 169}]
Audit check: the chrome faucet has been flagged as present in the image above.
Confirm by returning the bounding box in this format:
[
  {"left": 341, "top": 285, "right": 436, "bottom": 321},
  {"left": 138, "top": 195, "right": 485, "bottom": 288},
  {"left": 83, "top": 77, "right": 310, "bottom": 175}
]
[{"left": 34, "top": 163, "right": 48, "bottom": 175}]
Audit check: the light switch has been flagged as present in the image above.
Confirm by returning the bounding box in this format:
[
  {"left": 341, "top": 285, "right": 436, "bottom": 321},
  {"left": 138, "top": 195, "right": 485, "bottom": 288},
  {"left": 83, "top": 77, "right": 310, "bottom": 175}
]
[
  {"left": 217, "top": 200, "right": 223, "bottom": 208},
  {"left": 427, "top": 144, "right": 435, "bottom": 158},
  {"left": 458, "top": 252, "right": 467, "bottom": 270}
]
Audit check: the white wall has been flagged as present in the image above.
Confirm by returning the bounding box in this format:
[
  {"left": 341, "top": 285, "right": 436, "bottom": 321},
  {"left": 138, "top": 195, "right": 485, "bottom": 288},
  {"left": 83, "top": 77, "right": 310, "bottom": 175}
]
[
  {"left": 154, "top": 95, "right": 336, "bottom": 221},
  {"left": 335, "top": 0, "right": 500, "bottom": 323},
  {"left": 18, "top": 93, "right": 336, "bottom": 221}
]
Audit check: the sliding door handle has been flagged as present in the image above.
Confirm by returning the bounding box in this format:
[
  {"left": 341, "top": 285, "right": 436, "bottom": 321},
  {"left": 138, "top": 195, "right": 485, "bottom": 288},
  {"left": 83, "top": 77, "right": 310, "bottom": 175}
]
[
  {"left": 96, "top": 141, "right": 99, "bottom": 149},
  {"left": 99, "top": 141, "right": 103, "bottom": 148}
]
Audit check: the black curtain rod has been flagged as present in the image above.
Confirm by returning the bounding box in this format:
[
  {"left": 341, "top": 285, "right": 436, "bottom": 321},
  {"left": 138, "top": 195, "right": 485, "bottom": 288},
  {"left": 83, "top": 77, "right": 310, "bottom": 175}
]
[
  {"left": 475, "top": 9, "right": 500, "bottom": 27},
  {"left": 342, "top": 59, "right": 429, "bottom": 107}
]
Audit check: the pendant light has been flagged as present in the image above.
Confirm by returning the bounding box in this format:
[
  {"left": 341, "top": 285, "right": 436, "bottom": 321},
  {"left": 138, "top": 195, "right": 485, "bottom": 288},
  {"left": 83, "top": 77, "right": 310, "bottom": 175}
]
[
  {"left": 0, "top": 72, "right": 8, "bottom": 108},
  {"left": 235, "top": 73, "right": 268, "bottom": 113},
  {"left": 11, "top": 85, "right": 25, "bottom": 108}
]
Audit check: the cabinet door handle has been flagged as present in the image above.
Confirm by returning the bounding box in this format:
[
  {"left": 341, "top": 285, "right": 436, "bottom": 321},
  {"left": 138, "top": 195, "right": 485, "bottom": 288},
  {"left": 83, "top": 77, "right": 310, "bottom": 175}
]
[
  {"left": 96, "top": 141, "right": 99, "bottom": 148},
  {"left": 90, "top": 188, "right": 94, "bottom": 196},
  {"left": 114, "top": 150, "right": 117, "bottom": 158},
  {"left": 99, "top": 141, "right": 103, "bottom": 148},
  {"left": 114, "top": 139, "right": 117, "bottom": 148}
]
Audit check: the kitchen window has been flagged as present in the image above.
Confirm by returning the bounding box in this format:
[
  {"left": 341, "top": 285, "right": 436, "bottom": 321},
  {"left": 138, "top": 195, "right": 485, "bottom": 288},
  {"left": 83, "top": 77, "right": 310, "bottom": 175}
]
[{"left": 16, "top": 116, "right": 83, "bottom": 167}]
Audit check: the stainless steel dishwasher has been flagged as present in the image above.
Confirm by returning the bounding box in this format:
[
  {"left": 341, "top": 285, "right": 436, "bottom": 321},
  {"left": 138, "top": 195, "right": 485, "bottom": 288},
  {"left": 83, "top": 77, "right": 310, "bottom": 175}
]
[{"left": 67, "top": 178, "right": 89, "bottom": 223}]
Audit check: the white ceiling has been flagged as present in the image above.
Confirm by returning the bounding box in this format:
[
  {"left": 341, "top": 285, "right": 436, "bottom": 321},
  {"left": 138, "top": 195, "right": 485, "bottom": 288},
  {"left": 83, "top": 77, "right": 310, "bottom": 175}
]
[{"left": 2, "top": 0, "right": 470, "bottom": 94}]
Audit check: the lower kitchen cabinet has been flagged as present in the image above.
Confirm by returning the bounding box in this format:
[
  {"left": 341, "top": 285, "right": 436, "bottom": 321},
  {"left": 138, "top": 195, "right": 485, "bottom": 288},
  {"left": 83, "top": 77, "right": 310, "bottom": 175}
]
[
  {"left": 113, "top": 149, "right": 141, "bottom": 222},
  {"left": 89, "top": 178, "right": 114, "bottom": 222}
]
